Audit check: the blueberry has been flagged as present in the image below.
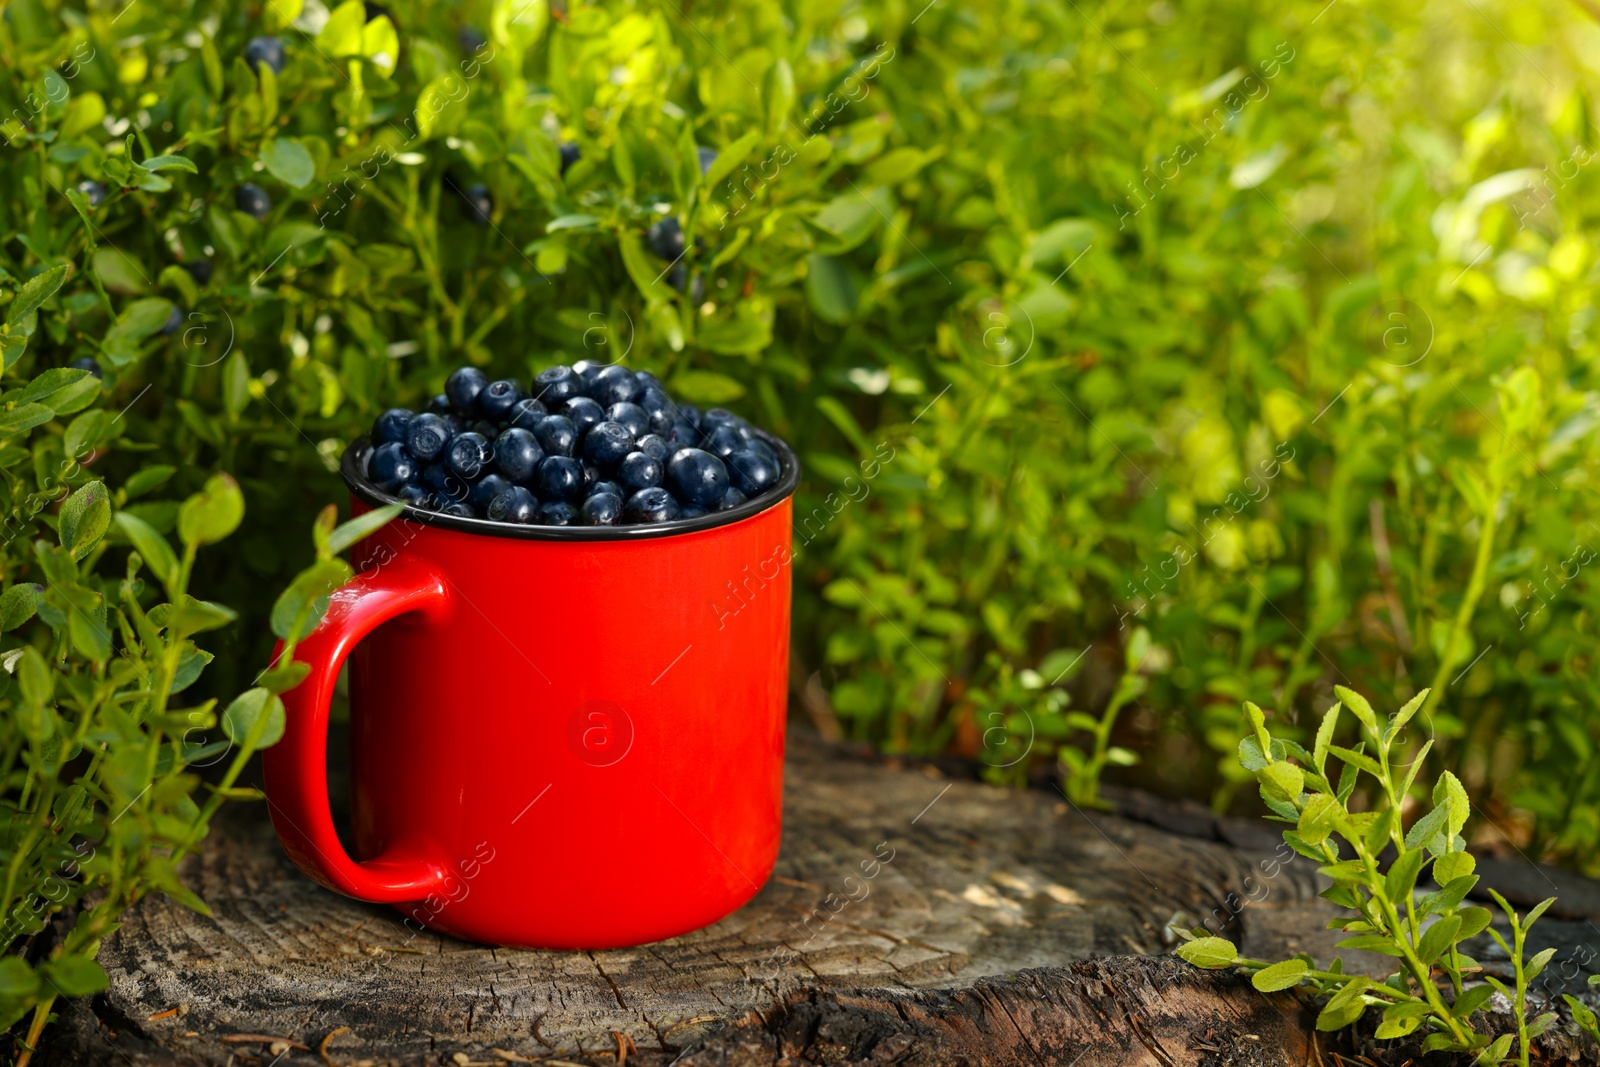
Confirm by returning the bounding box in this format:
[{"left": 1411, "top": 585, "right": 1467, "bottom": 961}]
[
  {"left": 183, "top": 259, "right": 214, "bottom": 285},
  {"left": 625, "top": 487, "right": 681, "bottom": 524},
  {"left": 703, "top": 424, "right": 743, "bottom": 458},
  {"left": 583, "top": 421, "right": 633, "bottom": 467},
  {"left": 666, "top": 422, "right": 700, "bottom": 448},
  {"left": 469, "top": 418, "right": 497, "bottom": 438},
  {"left": 618, "top": 451, "right": 663, "bottom": 491},
  {"left": 425, "top": 393, "right": 452, "bottom": 414},
  {"left": 592, "top": 364, "right": 642, "bottom": 405},
  {"left": 439, "top": 501, "right": 477, "bottom": 518},
  {"left": 492, "top": 427, "right": 544, "bottom": 482},
  {"left": 370, "top": 441, "right": 418, "bottom": 491},
  {"left": 717, "top": 486, "right": 748, "bottom": 511},
  {"left": 635, "top": 370, "right": 662, "bottom": 390},
  {"left": 533, "top": 414, "right": 578, "bottom": 457},
  {"left": 446, "top": 366, "right": 490, "bottom": 415},
  {"left": 680, "top": 503, "right": 708, "bottom": 519},
  {"left": 471, "top": 473, "right": 511, "bottom": 512},
  {"left": 563, "top": 396, "right": 606, "bottom": 435},
  {"left": 697, "top": 145, "right": 717, "bottom": 175},
  {"left": 442, "top": 413, "right": 466, "bottom": 435},
  {"left": 372, "top": 407, "right": 414, "bottom": 445},
  {"left": 536, "top": 501, "right": 578, "bottom": 526},
  {"left": 533, "top": 365, "right": 582, "bottom": 407},
  {"left": 726, "top": 448, "right": 779, "bottom": 495},
  {"left": 68, "top": 357, "right": 102, "bottom": 380},
  {"left": 635, "top": 433, "right": 669, "bottom": 461},
  {"left": 458, "top": 25, "right": 487, "bottom": 54},
  {"left": 397, "top": 483, "right": 430, "bottom": 507},
  {"left": 459, "top": 182, "right": 492, "bottom": 225},
  {"left": 746, "top": 437, "right": 780, "bottom": 466},
  {"left": 536, "top": 455, "right": 585, "bottom": 502},
  {"left": 559, "top": 141, "right": 581, "bottom": 174},
  {"left": 487, "top": 485, "right": 538, "bottom": 524},
  {"left": 406, "top": 412, "right": 453, "bottom": 462},
  {"left": 581, "top": 461, "right": 601, "bottom": 491},
  {"left": 505, "top": 397, "right": 548, "bottom": 429},
  {"left": 76, "top": 180, "right": 106, "bottom": 207},
  {"left": 648, "top": 217, "right": 685, "bottom": 261},
  {"left": 423, "top": 462, "right": 472, "bottom": 503},
  {"left": 605, "top": 401, "right": 649, "bottom": 438},
  {"left": 667, "top": 448, "right": 729, "bottom": 508},
  {"left": 478, "top": 379, "right": 525, "bottom": 421},
  {"left": 589, "top": 479, "right": 624, "bottom": 500},
  {"left": 445, "top": 431, "right": 491, "bottom": 480},
  {"left": 701, "top": 407, "right": 742, "bottom": 430},
  {"left": 159, "top": 305, "right": 184, "bottom": 336},
  {"left": 581, "top": 492, "right": 623, "bottom": 526},
  {"left": 244, "top": 35, "right": 286, "bottom": 74},
  {"left": 236, "top": 183, "right": 271, "bottom": 220},
  {"left": 572, "top": 360, "right": 606, "bottom": 396}
]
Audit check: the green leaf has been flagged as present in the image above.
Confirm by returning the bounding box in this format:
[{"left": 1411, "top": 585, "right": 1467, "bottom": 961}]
[
  {"left": 1250, "top": 958, "right": 1308, "bottom": 991},
  {"left": 178, "top": 472, "right": 245, "bottom": 547},
  {"left": 270, "top": 558, "right": 353, "bottom": 641},
  {"left": 0, "top": 958, "right": 39, "bottom": 1000},
  {"left": 124, "top": 465, "right": 176, "bottom": 498},
  {"left": 0, "top": 584, "right": 42, "bottom": 631},
  {"left": 1297, "top": 794, "right": 1340, "bottom": 845},
  {"left": 1328, "top": 745, "right": 1383, "bottom": 780},
  {"left": 416, "top": 73, "right": 469, "bottom": 139},
  {"left": 260, "top": 137, "right": 316, "bottom": 189},
  {"left": 140, "top": 154, "right": 198, "bottom": 174},
  {"left": 114, "top": 512, "right": 179, "bottom": 590},
  {"left": 1433, "top": 771, "right": 1470, "bottom": 839},
  {"left": 1526, "top": 945, "right": 1556, "bottom": 980},
  {"left": 1333, "top": 686, "right": 1377, "bottom": 732},
  {"left": 1175, "top": 936, "right": 1237, "bottom": 968},
  {"left": 1384, "top": 847, "right": 1425, "bottom": 903},
  {"left": 1456, "top": 906, "right": 1493, "bottom": 941},
  {"left": 316, "top": 0, "right": 366, "bottom": 54},
  {"left": 669, "top": 370, "right": 747, "bottom": 405},
  {"left": 805, "top": 253, "right": 859, "bottom": 324},
  {"left": 221, "top": 687, "right": 287, "bottom": 748},
  {"left": 1258, "top": 760, "right": 1304, "bottom": 804},
  {"left": 42, "top": 956, "right": 107, "bottom": 997},
  {"left": 326, "top": 503, "right": 403, "bottom": 555},
  {"left": 1416, "top": 914, "right": 1461, "bottom": 964},
  {"left": 167, "top": 597, "right": 240, "bottom": 637},
  {"left": 0, "top": 403, "right": 56, "bottom": 439},
  {"left": 6, "top": 263, "right": 70, "bottom": 326},
  {"left": 1393, "top": 689, "right": 1428, "bottom": 730},
  {"left": 362, "top": 15, "right": 399, "bottom": 77},
  {"left": 1454, "top": 985, "right": 1495, "bottom": 1017},
  {"left": 1403, "top": 803, "right": 1451, "bottom": 852},
  {"left": 59, "top": 481, "right": 112, "bottom": 561},
  {"left": 257, "top": 659, "right": 312, "bottom": 694},
  {"left": 1316, "top": 977, "right": 1372, "bottom": 1030},
  {"left": 1334, "top": 934, "right": 1405, "bottom": 956}
]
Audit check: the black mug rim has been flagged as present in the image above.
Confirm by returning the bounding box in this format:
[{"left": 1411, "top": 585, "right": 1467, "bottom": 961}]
[{"left": 341, "top": 429, "right": 801, "bottom": 542}]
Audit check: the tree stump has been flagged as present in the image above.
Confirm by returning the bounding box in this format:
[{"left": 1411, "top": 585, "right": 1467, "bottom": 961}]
[{"left": 38, "top": 731, "right": 1586, "bottom": 1066}]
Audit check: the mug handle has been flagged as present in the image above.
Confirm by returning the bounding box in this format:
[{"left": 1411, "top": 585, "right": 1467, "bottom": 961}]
[{"left": 262, "top": 554, "right": 452, "bottom": 903}]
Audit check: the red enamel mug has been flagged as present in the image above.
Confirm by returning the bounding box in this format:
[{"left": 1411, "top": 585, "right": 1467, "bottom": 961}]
[{"left": 261, "top": 435, "right": 798, "bottom": 949}]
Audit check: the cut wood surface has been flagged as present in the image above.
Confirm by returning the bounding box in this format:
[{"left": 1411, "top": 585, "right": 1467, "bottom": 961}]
[{"left": 38, "top": 731, "right": 1599, "bottom": 1066}]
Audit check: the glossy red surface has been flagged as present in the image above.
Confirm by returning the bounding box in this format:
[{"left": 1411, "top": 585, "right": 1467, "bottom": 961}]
[{"left": 262, "top": 496, "right": 793, "bottom": 949}]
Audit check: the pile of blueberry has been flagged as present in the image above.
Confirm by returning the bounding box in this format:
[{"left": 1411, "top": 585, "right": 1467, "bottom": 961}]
[{"left": 358, "top": 362, "right": 784, "bottom": 527}]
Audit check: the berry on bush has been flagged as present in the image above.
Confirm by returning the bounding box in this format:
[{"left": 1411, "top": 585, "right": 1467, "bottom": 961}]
[
  {"left": 353, "top": 361, "right": 785, "bottom": 525},
  {"left": 76, "top": 180, "right": 106, "bottom": 207},
  {"left": 647, "top": 217, "right": 685, "bottom": 261},
  {"left": 559, "top": 142, "right": 581, "bottom": 175},
  {"left": 244, "top": 35, "right": 286, "bottom": 74},
  {"left": 69, "top": 356, "right": 103, "bottom": 380},
  {"left": 236, "top": 183, "right": 271, "bottom": 219},
  {"left": 460, "top": 182, "right": 492, "bottom": 226}
]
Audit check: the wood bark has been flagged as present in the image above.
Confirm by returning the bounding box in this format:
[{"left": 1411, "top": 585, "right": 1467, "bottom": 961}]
[{"left": 35, "top": 732, "right": 1597, "bottom": 1066}]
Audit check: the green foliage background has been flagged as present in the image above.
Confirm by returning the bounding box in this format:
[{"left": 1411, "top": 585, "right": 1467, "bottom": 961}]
[{"left": 3, "top": 0, "right": 1600, "bottom": 1013}]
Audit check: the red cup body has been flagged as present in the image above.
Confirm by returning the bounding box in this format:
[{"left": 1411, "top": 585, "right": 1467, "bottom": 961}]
[{"left": 263, "top": 443, "right": 796, "bottom": 949}]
